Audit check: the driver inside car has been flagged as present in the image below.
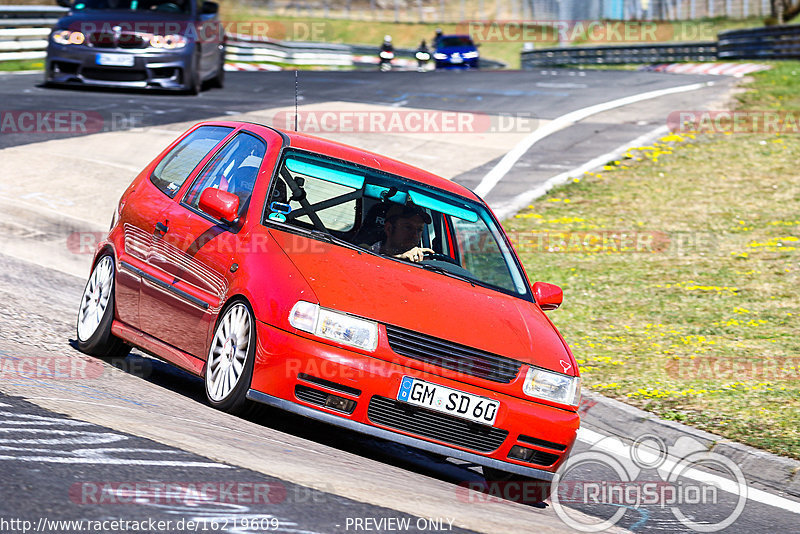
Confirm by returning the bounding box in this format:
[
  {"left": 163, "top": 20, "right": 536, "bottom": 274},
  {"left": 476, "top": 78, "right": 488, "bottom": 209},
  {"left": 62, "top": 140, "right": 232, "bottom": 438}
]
[{"left": 369, "top": 204, "right": 434, "bottom": 263}]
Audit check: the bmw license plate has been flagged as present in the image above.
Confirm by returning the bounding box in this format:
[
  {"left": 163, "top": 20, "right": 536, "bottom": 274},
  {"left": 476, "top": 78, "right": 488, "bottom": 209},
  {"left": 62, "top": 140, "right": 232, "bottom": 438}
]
[
  {"left": 396, "top": 376, "right": 499, "bottom": 425},
  {"left": 96, "top": 53, "right": 134, "bottom": 67}
]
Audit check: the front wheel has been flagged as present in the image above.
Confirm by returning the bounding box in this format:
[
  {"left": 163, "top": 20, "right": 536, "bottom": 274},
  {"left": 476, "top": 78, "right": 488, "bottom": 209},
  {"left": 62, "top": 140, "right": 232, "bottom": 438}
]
[
  {"left": 76, "top": 255, "right": 129, "bottom": 358},
  {"left": 204, "top": 300, "right": 256, "bottom": 415}
]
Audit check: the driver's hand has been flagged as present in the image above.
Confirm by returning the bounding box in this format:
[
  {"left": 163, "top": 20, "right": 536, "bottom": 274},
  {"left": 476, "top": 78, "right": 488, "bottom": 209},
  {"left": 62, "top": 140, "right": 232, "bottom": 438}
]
[{"left": 394, "top": 247, "right": 434, "bottom": 263}]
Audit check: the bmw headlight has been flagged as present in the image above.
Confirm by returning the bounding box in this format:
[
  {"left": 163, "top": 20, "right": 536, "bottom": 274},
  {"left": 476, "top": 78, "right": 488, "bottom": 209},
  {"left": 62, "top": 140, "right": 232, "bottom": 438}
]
[
  {"left": 463, "top": 51, "right": 479, "bottom": 59},
  {"left": 433, "top": 52, "right": 447, "bottom": 60},
  {"left": 289, "top": 301, "right": 378, "bottom": 352},
  {"left": 150, "top": 34, "right": 188, "bottom": 49},
  {"left": 52, "top": 30, "right": 85, "bottom": 45},
  {"left": 523, "top": 367, "right": 581, "bottom": 406}
]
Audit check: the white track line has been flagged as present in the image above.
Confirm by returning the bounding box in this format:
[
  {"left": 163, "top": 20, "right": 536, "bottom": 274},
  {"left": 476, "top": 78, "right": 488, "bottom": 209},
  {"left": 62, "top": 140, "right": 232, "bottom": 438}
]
[
  {"left": 491, "top": 125, "right": 670, "bottom": 220},
  {"left": 578, "top": 427, "right": 800, "bottom": 514},
  {"left": 473, "top": 81, "right": 713, "bottom": 198}
]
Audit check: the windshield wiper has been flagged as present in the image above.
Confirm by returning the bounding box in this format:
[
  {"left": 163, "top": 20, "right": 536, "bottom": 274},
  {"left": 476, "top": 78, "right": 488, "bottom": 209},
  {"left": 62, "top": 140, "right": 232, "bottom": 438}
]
[{"left": 418, "top": 263, "right": 476, "bottom": 287}]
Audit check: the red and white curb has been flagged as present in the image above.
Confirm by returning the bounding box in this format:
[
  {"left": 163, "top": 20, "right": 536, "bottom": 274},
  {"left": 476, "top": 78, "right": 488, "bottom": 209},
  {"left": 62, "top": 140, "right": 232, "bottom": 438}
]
[
  {"left": 644, "top": 62, "right": 771, "bottom": 77},
  {"left": 224, "top": 62, "right": 282, "bottom": 72}
]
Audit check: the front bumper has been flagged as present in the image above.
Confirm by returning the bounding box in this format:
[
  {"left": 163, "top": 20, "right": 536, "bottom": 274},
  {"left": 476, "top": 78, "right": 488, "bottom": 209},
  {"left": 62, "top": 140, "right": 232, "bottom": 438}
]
[
  {"left": 45, "top": 43, "right": 192, "bottom": 90},
  {"left": 249, "top": 320, "right": 580, "bottom": 480}
]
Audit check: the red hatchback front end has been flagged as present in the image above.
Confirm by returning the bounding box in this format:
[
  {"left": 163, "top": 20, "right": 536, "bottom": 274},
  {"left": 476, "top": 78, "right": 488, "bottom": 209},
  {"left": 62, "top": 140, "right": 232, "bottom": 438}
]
[{"left": 76, "top": 121, "right": 580, "bottom": 483}]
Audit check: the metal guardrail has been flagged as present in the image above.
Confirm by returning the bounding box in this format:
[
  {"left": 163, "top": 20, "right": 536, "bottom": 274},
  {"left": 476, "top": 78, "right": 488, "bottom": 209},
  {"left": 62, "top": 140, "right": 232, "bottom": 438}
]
[
  {"left": 521, "top": 24, "right": 800, "bottom": 67},
  {"left": 0, "top": 5, "right": 67, "bottom": 28},
  {"left": 718, "top": 24, "right": 800, "bottom": 59},
  {"left": 521, "top": 41, "right": 718, "bottom": 67}
]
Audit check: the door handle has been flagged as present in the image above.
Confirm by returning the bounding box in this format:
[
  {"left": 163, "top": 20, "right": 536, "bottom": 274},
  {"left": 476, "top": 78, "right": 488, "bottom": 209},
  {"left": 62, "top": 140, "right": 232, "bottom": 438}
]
[{"left": 154, "top": 221, "right": 168, "bottom": 237}]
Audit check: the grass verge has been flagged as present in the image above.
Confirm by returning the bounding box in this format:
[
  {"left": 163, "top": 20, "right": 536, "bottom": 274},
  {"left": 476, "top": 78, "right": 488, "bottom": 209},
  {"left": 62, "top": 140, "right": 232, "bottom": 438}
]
[
  {"left": 504, "top": 61, "right": 800, "bottom": 459},
  {"left": 0, "top": 59, "right": 44, "bottom": 72}
]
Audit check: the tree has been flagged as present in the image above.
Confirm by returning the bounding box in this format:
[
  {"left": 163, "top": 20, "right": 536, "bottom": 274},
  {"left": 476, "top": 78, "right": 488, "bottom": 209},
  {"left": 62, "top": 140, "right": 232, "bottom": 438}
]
[{"left": 769, "top": 0, "right": 800, "bottom": 24}]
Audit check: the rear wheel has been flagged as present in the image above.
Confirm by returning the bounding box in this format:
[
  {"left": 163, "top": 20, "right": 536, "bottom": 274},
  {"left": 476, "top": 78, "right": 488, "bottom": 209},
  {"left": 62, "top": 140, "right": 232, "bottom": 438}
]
[
  {"left": 204, "top": 300, "right": 256, "bottom": 415},
  {"left": 76, "top": 255, "right": 130, "bottom": 358}
]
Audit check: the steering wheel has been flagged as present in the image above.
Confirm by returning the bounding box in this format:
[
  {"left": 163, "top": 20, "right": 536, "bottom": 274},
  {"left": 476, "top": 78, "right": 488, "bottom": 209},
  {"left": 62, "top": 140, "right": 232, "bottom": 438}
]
[{"left": 423, "top": 252, "right": 460, "bottom": 265}]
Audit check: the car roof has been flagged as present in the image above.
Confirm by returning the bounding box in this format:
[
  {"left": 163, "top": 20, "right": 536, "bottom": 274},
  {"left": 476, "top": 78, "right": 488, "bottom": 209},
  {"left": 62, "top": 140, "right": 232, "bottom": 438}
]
[{"left": 199, "top": 120, "right": 482, "bottom": 202}]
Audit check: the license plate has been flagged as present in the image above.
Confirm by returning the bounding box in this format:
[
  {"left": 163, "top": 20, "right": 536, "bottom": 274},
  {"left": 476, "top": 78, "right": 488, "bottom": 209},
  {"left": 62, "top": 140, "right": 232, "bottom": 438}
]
[
  {"left": 396, "top": 376, "right": 499, "bottom": 426},
  {"left": 96, "top": 53, "right": 134, "bottom": 67},
  {"left": 450, "top": 56, "right": 463, "bottom": 63}
]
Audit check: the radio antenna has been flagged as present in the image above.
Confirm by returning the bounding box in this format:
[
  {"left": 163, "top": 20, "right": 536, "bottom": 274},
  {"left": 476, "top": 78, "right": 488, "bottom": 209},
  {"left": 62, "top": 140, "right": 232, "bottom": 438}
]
[{"left": 294, "top": 70, "right": 299, "bottom": 132}]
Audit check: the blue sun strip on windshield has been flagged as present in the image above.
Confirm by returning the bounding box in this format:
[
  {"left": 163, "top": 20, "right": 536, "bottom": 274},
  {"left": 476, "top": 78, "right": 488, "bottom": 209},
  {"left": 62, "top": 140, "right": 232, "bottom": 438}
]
[{"left": 408, "top": 190, "right": 478, "bottom": 223}]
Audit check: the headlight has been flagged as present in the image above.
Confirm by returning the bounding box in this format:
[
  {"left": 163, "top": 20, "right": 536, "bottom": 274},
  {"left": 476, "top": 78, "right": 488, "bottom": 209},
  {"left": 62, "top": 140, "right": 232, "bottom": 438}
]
[
  {"left": 463, "top": 51, "right": 479, "bottom": 59},
  {"left": 433, "top": 52, "right": 447, "bottom": 60},
  {"left": 52, "top": 30, "right": 85, "bottom": 45},
  {"left": 523, "top": 367, "right": 581, "bottom": 406},
  {"left": 289, "top": 301, "right": 378, "bottom": 352},
  {"left": 150, "top": 34, "right": 187, "bottom": 49}
]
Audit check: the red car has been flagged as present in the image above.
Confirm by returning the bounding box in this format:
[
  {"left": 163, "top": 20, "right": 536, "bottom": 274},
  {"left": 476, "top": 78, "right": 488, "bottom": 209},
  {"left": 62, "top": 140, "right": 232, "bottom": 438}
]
[{"left": 76, "top": 121, "right": 581, "bottom": 483}]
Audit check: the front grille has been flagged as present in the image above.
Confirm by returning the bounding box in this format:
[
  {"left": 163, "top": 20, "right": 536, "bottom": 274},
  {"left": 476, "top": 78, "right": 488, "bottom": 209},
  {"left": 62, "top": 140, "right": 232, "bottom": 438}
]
[
  {"left": 526, "top": 450, "right": 560, "bottom": 466},
  {"left": 510, "top": 447, "right": 560, "bottom": 467},
  {"left": 82, "top": 68, "right": 147, "bottom": 82},
  {"left": 294, "top": 385, "right": 328, "bottom": 407},
  {"left": 518, "top": 434, "right": 567, "bottom": 452},
  {"left": 385, "top": 324, "right": 522, "bottom": 383},
  {"left": 367, "top": 396, "right": 508, "bottom": 453},
  {"left": 88, "top": 31, "right": 147, "bottom": 49}
]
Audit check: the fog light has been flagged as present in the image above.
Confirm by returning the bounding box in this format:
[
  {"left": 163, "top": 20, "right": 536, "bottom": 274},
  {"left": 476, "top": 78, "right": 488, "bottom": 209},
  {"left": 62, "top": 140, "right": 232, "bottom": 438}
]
[
  {"left": 508, "top": 445, "right": 535, "bottom": 461},
  {"left": 324, "top": 394, "right": 356, "bottom": 414}
]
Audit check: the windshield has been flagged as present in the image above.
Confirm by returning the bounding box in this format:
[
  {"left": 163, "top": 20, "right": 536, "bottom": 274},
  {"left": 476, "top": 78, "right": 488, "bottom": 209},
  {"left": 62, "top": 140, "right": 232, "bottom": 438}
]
[
  {"left": 74, "top": 0, "right": 192, "bottom": 13},
  {"left": 266, "top": 150, "right": 530, "bottom": 298},
  {"left": 438, "top": 36, "right": 475, "bottom": 48}
]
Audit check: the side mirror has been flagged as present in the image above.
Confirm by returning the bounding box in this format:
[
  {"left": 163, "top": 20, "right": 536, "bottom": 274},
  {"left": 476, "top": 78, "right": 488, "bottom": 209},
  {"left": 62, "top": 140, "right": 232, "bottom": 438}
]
[
  {"left": 533, "top": 282, "right": 563, "bottom": 311},
  {"left": 56, "top": 0, "right": 72, "bottom": 7},
  {"left": 199, "top": 188, "right": 239, "bottom": 224},
  {"left": 201, "top": 1, "right": 219, "bottom": 14}
]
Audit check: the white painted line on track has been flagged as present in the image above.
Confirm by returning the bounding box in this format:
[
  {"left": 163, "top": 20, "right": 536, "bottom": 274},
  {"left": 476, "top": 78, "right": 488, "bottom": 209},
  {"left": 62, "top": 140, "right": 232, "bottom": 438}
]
[
  {"left": 577, "top": 427, "right": 800, "bottom": 514},
  {"left": 492, "top": 125, "right": 670, "bottom": 220},
  {"left": 474, "top": 81, "right": 713, "bottom": 198}
]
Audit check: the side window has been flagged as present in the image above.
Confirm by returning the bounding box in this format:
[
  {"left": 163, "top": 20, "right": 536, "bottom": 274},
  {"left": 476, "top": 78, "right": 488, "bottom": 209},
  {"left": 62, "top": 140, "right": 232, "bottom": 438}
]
[
  {"left": 184, "top": 132, "right": 267, "bottom": 219},
  {"left": 150, "top": 126, "right": 232, "bottom": 197},
  {"left": 270, "top": 155, "right": 360, "bottom": 233}
]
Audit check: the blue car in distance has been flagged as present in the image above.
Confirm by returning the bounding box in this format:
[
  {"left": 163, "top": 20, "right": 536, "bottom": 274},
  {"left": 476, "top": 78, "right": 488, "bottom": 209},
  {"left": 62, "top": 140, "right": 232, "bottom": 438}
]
[{"left": 433, "top": 34, "right": 479, "bottom": 69}]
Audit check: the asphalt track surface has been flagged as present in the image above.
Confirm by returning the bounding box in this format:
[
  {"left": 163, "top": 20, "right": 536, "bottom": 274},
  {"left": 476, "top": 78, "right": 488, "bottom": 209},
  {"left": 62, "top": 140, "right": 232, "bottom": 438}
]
[{"left": 1, "top": 69, "right": 799, "bottom": 533}]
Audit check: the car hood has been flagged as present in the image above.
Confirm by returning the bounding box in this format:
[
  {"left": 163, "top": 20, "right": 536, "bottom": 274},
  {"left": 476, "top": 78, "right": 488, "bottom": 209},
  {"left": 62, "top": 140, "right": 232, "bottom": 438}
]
[
  {"left": 58, "top": 10, "right": 194, "bottom": 31},
  {"left": 271, "top": 230, "right": 573, "bottom": 375}
]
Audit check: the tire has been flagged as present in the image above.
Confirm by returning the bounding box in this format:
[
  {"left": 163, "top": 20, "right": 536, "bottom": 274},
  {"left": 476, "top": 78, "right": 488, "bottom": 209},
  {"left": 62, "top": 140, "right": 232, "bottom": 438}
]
[
  {"left": 204, "top": 300, "right": 256, "bottom": 415},
  {"left": 76, "top": 255, "right": 130, "bottom": 359},
  {"left": 187, "top": 51, "right": 202, "bottom": 95},
  {"left": 482, "top": 466, "right": 551, "bottom": 503},
  {"left": 210, "top": 47, "right": 225, "bottom": 89}
]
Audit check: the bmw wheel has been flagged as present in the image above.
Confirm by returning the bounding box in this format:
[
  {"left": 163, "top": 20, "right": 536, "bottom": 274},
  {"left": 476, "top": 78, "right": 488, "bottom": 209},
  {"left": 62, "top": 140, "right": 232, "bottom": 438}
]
[
  {"left": 76, "top": 255, "right": 130, "bottom": 358},
  {"left": 205, "top": 300, "right": 256, "bottom": 414}
]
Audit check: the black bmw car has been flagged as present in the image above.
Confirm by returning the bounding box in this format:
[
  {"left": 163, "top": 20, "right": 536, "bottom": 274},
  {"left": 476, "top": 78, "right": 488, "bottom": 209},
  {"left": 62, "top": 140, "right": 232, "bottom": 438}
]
[{"left": 46, "top": 0, "right": 225, "bottom": 93}]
